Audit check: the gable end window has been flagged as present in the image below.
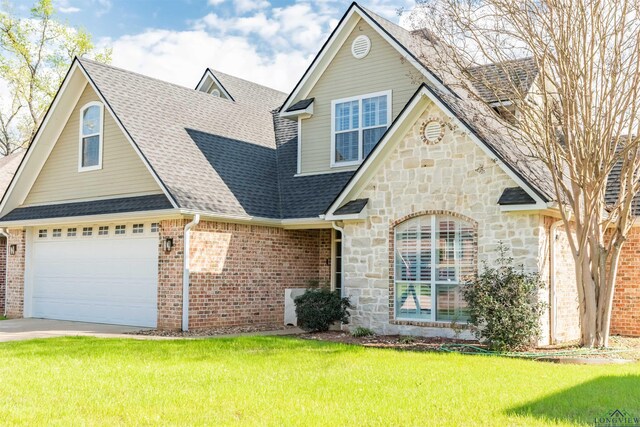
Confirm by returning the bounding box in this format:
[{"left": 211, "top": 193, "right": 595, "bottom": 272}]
[
  {"left": 394, "top": 214, "right": 476, "bottom": 322},
  {"left": 78, "top": 102, "right": 104, "bottom": 172},
  {"left": 331, "top": 90, "right": 391, "bottom": 167}
]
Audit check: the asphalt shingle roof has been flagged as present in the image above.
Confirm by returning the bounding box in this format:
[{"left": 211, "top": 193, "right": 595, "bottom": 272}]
[
  {"left": 1, "top": 194, "right": 172, "bottom": 222},
  {"left": 497, "top": 187, "right": 536, "bottom": 205},
  {"left": 334, "top": 199, "right": 369, "bottom": 215},
  {"left": 286, "top": 98, "right": 314, "bottom": 112},
  {"left": 466, "top": 58, "right": 539, "bottom": 104}
]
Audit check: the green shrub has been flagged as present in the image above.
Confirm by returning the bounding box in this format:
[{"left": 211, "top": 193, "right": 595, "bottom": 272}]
[
  {"left": 462, "top": 243, "right": 546, "bottom": 351},
  {"left": 351, "top": 327, "right": 375, "bottom": 337},
  {"left": 294, "top": 288, "right": 353, "bottom": 332}
]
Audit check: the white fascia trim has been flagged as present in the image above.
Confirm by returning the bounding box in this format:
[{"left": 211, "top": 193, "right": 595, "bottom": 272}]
[
  {"left": 324, "top": 212, "right": 367, "bottom": 221},
  {"left": 76, "top": 62, "right": 180, "bottom": 210},
  {"left": 280, "top": 5, "right": 452, "bottom": 114},
  {"left": 178, "top": 209, "right": 282, "bottom": 226},
  {"left": 489, "top": 100, "right": 514, "bottom": 108},
  {"left": 0, "top": 208, "right": 180, "bottom": 228},
  {"left": 499, "top": 204, "right": 546, "bottom": 212},
  {"left": 195, "top": 69, "right": 234, "bottom": 101},
  {"left": 0, "top": 62, "right": 81, "bottom": 215},
  {"left": 297, "top": 117, "right": 302, "bottom": 175},
  {"left": 294, "top": 168, "right": 357, "bottom": 177}
]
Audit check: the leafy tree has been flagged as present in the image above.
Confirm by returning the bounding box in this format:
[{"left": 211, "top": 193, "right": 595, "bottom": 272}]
[{"left": 0, "top": 0, "right": 111, "bottom": 155}]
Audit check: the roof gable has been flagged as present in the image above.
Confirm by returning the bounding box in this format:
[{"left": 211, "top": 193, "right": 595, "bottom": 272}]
[
  {"left": 326, "top": 84, "right": 550, "bottom": 216},
  {"left": 280, "top": 2, "right": 451, "bottom": 114}
]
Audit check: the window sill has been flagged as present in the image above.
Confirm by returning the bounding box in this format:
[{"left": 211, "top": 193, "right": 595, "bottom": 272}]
[
  {"left": 330, "top": 160, "right": 361, "bottom": 168},
  {"left": 391, "top": 319, "right": 471, "bottom": 329}
]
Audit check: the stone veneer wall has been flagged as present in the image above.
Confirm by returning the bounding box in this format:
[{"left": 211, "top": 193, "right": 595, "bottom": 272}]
[
  {"left": 342, "top": 104, "right": 546, "bottom": 337},
  {"left": 5, "top": 228, "right": 25, "bottom": 318},
  {"left": 158, "top": 219, "right": 331, "bottom": 330},
  {"left": 611, "top": 227, "right": 640, "bottom": 336}
]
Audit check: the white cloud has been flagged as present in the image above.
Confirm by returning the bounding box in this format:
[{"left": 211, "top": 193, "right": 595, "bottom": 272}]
[
  {"left": 207, "top": 0, "right": 225, "bottom": 5},
  {"left": 94, "top": 0, "right": 112, "bottom": 17},
  {"left": 234, "top": 0, "right": 269, "bottom": 15},
  {"left": 105, "top": 29, "right": 312, "bottom": 92},
  {"left": 104, "top": 1, "right": 413, "bottom": 93},
  {"left": 56, "top": 0, "right": 80, "bottom": 13}
]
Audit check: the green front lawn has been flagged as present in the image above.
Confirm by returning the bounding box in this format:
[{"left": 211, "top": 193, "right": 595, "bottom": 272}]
[{"left": 0, "top": 337, "right": 638, "bottom": 426}]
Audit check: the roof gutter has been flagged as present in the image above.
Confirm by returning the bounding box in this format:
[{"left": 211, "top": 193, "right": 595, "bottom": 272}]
[{"left": 182, "top": 214, "right": 200, "bottom": 331}]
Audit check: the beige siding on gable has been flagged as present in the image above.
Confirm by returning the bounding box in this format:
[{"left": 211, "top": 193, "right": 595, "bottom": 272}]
[
  {"left": 299, "top": 18, "right": 422, "bottom": 174},
  {"left": 24, "top": 84, "right": 162, "bottom": 205}
]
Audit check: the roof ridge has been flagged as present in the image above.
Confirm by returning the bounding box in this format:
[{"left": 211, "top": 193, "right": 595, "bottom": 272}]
[
  {"left": 466, "top": 56, "right": 536, "bottom": 71},
  {"left": 209, "top": 68, "right": 286, "bottom": 96},
  {"left": 78, "top": 57, "right": 240, "bottom": 105},
  {"left": 78, "top": 57, "right": 225, "bottom": 97}
]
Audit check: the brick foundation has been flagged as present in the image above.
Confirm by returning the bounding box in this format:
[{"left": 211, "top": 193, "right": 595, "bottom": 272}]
[
  {"left": 611, "top": 227, "right": 640, "bottom": 336},
  {"left": 5, "top": 228, "right": 25, "bottom": 318},
  {"left": 158, "top": 219, "right": 331, "bottom": 330}
]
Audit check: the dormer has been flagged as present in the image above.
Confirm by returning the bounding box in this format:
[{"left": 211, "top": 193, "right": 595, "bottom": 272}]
[{"left": 195, "top": 69, "right": 234, "bottom": 101}]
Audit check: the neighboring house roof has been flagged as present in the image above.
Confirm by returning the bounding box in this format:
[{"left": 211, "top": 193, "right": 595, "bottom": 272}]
[
  {"left": 0, "top": 150, "right": 25, "bottom": 198},
  {"left": 466, "top": 58, "right": 539, "bottom": 104},
  {"left": 0, "top": 194, "right": 172, "bottom": 222}
]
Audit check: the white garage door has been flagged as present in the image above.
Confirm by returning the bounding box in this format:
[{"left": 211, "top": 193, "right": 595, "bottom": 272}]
[{"left": 30, "top": 223, "right": 159, "bottom": 327}]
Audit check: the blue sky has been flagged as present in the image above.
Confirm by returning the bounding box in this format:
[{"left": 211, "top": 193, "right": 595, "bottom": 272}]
[{"left": 14, "top": 0, "right": 416, "bottom": 92}]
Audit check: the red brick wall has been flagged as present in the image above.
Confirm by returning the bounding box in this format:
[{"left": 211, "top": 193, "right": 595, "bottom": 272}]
[
  {"left": 0, "top": 236, "right": 5, "bottom": 315},
  {"left": 5, "top": 228, "right": 25, "bottom": 318},
  {"left": 611, "top": 227, "right": 640, "bottom": 336},
  {"left": 158, "top": 219, "right": 331, "bottom": 330}
]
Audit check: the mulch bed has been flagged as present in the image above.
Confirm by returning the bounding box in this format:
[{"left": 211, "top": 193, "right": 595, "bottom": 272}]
[
  {"left": 300, "top": 331, "right": 480, "bottom": 352},
  {"left": 300, "top": 331, "right": 640, "bottom": 362},
  {"left": 129, "top": 324, "right": 297, "bottom": 337}
]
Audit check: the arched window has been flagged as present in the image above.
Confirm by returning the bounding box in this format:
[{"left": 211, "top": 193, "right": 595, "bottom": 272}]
[
  {"left": 79, "top": 102, "right": 103, "bottom": 171},
  {"left": 394, "top": 214, "right": 476, "bottom": 322}
]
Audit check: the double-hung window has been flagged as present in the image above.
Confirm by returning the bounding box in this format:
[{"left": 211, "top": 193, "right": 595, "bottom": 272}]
[
  {"left": 394, "top": 214, "right": 476, "bottom": 322},
  {"left": 331, "top": 90, "right": 391, "bottom": 166},
  {"left": 79, "top": 102, "right": 103, "bottom": 171}
]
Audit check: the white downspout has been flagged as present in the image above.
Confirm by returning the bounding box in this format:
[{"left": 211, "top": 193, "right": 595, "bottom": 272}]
[
  {"left": 549, "top": 218, "right": 564, "bottom": 345},
  {"left": 182, "top": 214, "right": 200, "bottom": 331},
  {"left": 331, "top": 221, "right": 344, "bottom": 297},
  {"left": 0, "top": 228, "right": 8, "bottom": 317}
]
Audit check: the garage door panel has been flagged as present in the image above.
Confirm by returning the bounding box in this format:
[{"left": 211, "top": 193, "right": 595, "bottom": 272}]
[{"left": 30, "top": 230, "right": 158, "bottom": 327}]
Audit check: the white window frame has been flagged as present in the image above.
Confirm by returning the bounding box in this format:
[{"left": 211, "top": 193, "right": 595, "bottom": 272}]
[
  {"left": 393, "top": 215, "right": 474, "bottom": 323},
  {"left": 330, "top": 90, "right": 392, "bottom": 168},
  {"left": 78, "top": 101, "right": 104, "bottom": 172}
]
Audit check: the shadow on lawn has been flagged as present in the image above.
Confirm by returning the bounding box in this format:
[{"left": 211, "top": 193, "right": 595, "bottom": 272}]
[{"left": 508, "top": 375, "right": 640, "bottom": 425}]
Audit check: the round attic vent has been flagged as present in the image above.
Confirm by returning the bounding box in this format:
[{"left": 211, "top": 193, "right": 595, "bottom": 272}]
[
  {"left": 210, "top": 88, "right": 221, "bottom": 97},
  {"left": 420, "top": 119, "right": 446, "bottom": 145},
  {"left": 351, "top": 35, "right": 371, "bottom": 59}
]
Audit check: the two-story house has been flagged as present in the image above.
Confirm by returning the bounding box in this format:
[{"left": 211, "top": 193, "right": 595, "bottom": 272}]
[{"left": 0, "top": 3, "right": 637, "bottom": 342}]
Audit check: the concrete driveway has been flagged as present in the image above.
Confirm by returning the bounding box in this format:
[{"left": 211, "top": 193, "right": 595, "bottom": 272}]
[{"left": 0, "top": 318, "right": 147, "bottom": 342}]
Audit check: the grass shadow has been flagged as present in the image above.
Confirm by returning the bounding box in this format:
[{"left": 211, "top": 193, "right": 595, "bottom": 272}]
[{"left": 507, "top": 374, "right": 640, "bottom": 425}]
